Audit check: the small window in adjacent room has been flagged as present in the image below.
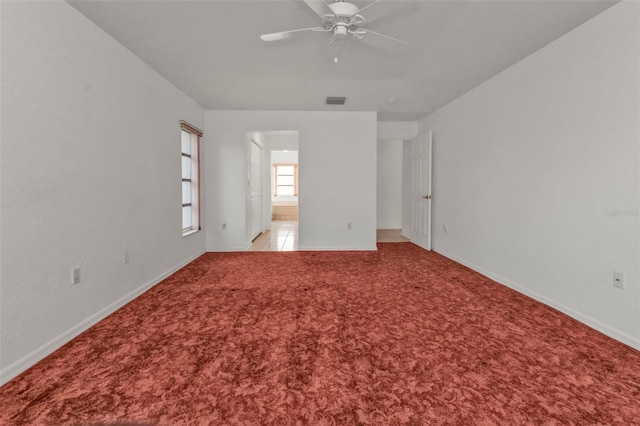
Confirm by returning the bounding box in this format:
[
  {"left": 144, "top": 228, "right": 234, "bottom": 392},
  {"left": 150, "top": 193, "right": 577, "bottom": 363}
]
[
  {"left": 274, "top": 163, "right": 298, "bottom": 196},
  {"left": 180, "top": 121, "right": 202, "bottom": 235}
]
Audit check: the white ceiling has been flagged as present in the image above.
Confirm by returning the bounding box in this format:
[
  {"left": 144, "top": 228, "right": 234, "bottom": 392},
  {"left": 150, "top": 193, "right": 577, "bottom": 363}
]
[{"left": 68, "top": 0, "right": 617, "bottom": 121}]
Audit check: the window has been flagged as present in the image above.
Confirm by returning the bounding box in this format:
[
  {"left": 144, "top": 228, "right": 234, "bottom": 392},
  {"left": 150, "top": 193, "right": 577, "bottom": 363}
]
[
  {"left": 274, "top": 163, "right": 298, "bottom": 196},
  {"left": 181, "top": 121, "right": 202, "bottom": 235}
]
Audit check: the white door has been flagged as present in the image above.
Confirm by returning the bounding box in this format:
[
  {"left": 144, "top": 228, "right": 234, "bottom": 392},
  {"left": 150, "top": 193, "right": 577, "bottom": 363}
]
[
  {"left": 407, "top": 131, "right": 432, "bottom": 250},
  {"left": 250, "top": 141, "right": 262, "bottom": 240}
]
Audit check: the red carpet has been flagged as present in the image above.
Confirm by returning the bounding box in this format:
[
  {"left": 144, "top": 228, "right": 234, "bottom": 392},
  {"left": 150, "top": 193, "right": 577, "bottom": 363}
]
[{"left": 1, "top": 243, "right": 639, "bottom": 425}]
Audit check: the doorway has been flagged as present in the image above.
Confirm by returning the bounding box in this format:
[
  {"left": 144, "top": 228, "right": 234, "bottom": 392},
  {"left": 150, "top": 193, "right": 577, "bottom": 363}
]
[
  {"left": 377, "top": 139, "right": 408, "bottom": 243},
  {"left": 248, "top": 130, "right": 300, "bottom": 251}
]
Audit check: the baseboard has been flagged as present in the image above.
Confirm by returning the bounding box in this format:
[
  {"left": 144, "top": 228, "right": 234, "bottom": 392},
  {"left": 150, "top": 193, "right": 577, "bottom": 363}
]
[
  {"left": 207, "top": 245, "right": 252, "bottom": 252},
  {"left": 0, "top": 251, "right": 206, "bottom": 386},
  {"left": 434, "top": 248, "right": 640, "bottom": 351},
  {"left": 298, "top": 245, "right": 378, "bottom": 251},
  {"left": 376, "top": 222, "right": 402, "bottom": 230}
]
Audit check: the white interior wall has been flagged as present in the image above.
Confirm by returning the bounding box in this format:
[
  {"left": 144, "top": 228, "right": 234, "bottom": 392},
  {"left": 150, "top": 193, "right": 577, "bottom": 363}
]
[
  {"left": 204, "top": 111, "right": 377, "bottom": 251},
  {"left": 0, "top": 1, "right": 205, "bottom": 383},
  {"left": 377, "top": 121, "right": 419, "bottom": 141},
  {"left": 265, "top": 132, "right": 299, "bottom": 151},
  {"left": 377, "top": 140, "right": 403, "bottom": 229},
  {"left": 422, "top": 1, "right": 640, "bottom": 348},
  {"left": 271, "top": 151, "right": 299, "bottom": 166}
]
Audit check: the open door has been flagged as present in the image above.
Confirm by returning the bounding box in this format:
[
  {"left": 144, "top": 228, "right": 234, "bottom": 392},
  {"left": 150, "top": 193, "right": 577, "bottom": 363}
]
[{"left": 405, "top": 131, "right": 432, "bottom": 250}]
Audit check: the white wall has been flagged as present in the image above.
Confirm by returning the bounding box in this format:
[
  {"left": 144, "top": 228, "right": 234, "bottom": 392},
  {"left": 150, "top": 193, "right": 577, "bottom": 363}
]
[
  {"left": 422, "top": 1, "right": 640, "bottom": 348},
  {"left": 265, "top": 132, "right": 299, "bottom": 151},
  {"left": 0, "top": 1, "right": 205, "bottom": 383},
  {"left": 377, "top": 140, "right": 403, "bottom": 229},
  {"left": 204, "top": 111, "right": 377, "bottom": 251},
  {"left": 271, "top": 150, "right": 299, "bottom": 166},
  {"left": 377, "top": 121, "right": 419, "bottom": 140}
]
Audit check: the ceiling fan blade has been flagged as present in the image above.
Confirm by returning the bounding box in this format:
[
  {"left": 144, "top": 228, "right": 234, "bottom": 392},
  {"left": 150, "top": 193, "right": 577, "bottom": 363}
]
[
  {"left": 357, "top": 28, "right": 410, "bottom": 51},
  {"left": 354, "top": 0, "right": 381, "bottom": 16},
  {"left": 260, "top": 27, "right": 327, "bottom": 42},
  {"left": 302, "top": 0, "right": 333, "bottom": 18},
  {"left": 364, "top": 2, "right": 421, "bottom": 28},
  {"left": 364, "top": 29, "right": 409, "bottom": 45}
]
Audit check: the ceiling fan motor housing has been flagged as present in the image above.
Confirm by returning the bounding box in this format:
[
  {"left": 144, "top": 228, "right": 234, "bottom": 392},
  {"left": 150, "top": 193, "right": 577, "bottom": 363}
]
[
  {"left": 325, "top": 1, "right": 365, "bottom": 40},
  {"left": 329, "top": 1, "right": 360, "bottom": 17}
]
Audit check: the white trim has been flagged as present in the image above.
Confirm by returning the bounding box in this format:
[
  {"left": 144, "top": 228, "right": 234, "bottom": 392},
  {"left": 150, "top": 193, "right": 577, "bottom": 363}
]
[
  {"left": 207, "top": 245, "right": 378, "bottom": 252},
  {"left": 434, "top": 248, "right": 640, "bottom": 351},
  {"left": 0, "top": 251, "right": 205, "bottom": 386},
  {"left": 376, "top": 222, "right": 402, "bottom": 230},
  {"left": 182, "top": 229, "right": 200, "bottom": 238},
  {"left": 297, "top": 245, "right": 378, "bottom": 251},
  {"left": 207, "top": 244, "right": 252, "bottom": 252}
]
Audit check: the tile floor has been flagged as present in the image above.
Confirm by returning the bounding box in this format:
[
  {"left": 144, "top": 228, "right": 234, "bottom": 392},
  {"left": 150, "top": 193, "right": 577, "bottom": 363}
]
[
  {"left": 249, "top": 221, "right": 299, "bottom": 251},
  {"left": 249, "top": 221, "right": 409, "bottom": 252},
  {"left": 376, "top": 229, "right": 410, "bottom": 243}
]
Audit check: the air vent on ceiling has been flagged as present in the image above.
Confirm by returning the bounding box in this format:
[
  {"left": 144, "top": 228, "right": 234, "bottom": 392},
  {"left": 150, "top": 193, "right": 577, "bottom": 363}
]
[{"left": 326, "top": 96, "right": 346, "bottom": 105}]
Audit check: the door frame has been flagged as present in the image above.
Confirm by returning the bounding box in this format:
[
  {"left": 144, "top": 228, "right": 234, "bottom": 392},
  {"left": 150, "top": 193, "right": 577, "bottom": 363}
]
[{"left": 249, "top": 139, "right": 263, "bottom": 241}]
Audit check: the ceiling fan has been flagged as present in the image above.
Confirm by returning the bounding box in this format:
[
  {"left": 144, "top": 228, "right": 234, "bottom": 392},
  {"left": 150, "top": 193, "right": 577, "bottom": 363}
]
[{"left": 260, "top": 0, "right": 409, "bottom": 50}]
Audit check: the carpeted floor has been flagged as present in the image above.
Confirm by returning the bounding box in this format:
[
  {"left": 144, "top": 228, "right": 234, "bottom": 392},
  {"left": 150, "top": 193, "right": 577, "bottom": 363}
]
[{"left": 1, "top": 243, "right": 639, "bottom": 425}]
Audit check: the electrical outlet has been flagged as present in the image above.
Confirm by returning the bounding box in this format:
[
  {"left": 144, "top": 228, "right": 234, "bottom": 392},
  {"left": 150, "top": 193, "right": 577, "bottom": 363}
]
[
  {"left": 613, "top": 271, "right": 624, "bottom": 289},
  {"left": 124, "top": 249, "right": 130, "bottom": 264},
  {"left": 72, "top": 267, "right": 81, "bottom": 286}
]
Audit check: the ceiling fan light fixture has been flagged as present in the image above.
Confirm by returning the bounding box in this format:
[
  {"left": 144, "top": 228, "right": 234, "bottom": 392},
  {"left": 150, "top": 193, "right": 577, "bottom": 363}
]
[{"left": 333, "top": 25, "right": 348, "bottom": 40}]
